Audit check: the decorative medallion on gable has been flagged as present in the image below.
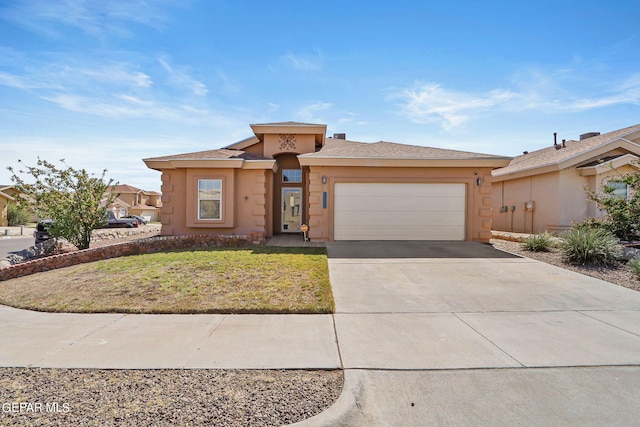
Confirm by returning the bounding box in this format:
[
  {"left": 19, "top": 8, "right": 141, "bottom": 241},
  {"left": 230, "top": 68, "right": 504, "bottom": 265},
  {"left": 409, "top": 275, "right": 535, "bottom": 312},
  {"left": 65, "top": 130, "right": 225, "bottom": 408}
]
[{"left": 279, "top": 134, "right": 297, "bottom": 151}]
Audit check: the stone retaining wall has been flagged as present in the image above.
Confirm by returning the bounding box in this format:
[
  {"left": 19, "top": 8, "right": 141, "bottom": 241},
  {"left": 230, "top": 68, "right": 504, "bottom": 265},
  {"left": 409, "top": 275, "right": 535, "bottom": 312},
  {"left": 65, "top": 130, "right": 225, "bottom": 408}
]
[
  {"left": 91, "top": 224, "right": 162, "bottom": 242},
  {"left": 0, "top": 232, "right": 265, "bottom": 282}
]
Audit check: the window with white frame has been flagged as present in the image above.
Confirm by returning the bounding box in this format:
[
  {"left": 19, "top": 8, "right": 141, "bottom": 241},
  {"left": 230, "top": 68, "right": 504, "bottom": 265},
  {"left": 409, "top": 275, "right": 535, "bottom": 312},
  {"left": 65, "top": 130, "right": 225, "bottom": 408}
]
[
  {"left": 282, "top": 169, "right": 302, "bottom": 183},
  {"left": 198, "top": 179, "right": 222, "bottom": 220},
  {"left": 605, "top": 181, "right": 628, "bottom": 199}
]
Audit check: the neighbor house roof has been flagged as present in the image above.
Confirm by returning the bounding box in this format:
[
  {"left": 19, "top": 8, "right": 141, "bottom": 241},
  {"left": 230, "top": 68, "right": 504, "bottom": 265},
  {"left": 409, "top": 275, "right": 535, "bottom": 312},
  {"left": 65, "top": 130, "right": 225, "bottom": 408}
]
[
  {"left": 493, "top": 124, "right": 640, "bottom": 180},
  {"left": 0, "top": 185, "right": 16, "bottom": 201},
  {"left": 113, "top": 184, "right": 143, "bottom": 194},
  {"left": 0, "top": 191, "right": 14, "bottom": 201}
]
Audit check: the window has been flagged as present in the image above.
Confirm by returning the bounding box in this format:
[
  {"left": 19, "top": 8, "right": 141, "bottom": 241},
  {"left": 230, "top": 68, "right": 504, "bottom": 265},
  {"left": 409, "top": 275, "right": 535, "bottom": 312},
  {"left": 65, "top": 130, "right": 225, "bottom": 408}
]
[
  {"left": 282, "top": 169, "right": 302, "bottom": 183},
  {"left": 606, "top": 181, "right": 628, "bottom": 199},
  {"left": 198, "top": 179, "right": 222, "bottom": 220}
]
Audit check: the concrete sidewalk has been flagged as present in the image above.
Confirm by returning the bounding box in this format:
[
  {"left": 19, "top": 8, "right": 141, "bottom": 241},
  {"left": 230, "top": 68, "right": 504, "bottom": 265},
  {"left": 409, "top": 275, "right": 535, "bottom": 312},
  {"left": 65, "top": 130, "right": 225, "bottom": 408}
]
[
  {"left": 0, "top": 226, "right": 34, "bottom": 238},
  {"left": 0, "top": 306, "right": 339, "bottom": 369}
]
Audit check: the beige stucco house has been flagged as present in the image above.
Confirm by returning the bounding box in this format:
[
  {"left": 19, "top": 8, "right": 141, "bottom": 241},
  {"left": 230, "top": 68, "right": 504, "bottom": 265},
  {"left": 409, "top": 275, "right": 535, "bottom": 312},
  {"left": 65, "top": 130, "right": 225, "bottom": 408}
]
[
  {"left": 0, "top": 185, "right": 16, "bottom": 227},
  {"left": 492, "top": 124, "right": 640, "bottom": 234},
  {"left": 144, "top": 122, "right": 510, "bottom": 242},
  {"left": 107, "top": 184, "right": 162, "bottom": 221}
]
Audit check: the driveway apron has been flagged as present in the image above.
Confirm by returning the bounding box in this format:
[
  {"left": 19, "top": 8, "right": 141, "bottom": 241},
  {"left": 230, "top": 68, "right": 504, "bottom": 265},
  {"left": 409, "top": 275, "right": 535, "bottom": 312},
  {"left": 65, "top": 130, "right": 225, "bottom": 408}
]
[{"left": 306, "top": 241, "right": 640, "bottom": 426}]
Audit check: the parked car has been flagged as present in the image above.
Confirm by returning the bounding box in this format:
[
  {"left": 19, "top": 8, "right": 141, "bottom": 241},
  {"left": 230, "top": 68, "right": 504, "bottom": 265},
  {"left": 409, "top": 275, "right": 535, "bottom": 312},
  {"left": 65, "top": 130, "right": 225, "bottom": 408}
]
[
  {"left": 34, "top": 219, "right": 52, "bottom": 244},
  {"left": 121, "top": 214, "right": 148, "bottom": 225},
  {"left": 104, "top": 211, "right": 139, "bottom": 228},
  {"left": 32, "top": 211, "right": 137, "bottom": 243}
]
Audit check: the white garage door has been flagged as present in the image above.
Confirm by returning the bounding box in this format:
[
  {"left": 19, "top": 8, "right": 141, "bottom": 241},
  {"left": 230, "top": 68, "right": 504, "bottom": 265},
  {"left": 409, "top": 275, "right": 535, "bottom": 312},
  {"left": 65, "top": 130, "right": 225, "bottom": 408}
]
[{"left": 334, "top": 183, "right": 466, "bottom": 240}]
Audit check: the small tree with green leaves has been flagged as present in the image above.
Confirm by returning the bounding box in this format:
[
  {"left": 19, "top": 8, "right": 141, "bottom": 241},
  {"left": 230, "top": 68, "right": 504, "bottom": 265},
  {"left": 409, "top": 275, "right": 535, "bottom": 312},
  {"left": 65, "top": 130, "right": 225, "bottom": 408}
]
[
  {"left": 8, "top": 159, "right": 117, "bottom": 249},
  {"left": 6, "top": 203, "right": 29, "bottom": 226},
  {"left": 586, "top": 171, "right": 640, "bottom": 241}
]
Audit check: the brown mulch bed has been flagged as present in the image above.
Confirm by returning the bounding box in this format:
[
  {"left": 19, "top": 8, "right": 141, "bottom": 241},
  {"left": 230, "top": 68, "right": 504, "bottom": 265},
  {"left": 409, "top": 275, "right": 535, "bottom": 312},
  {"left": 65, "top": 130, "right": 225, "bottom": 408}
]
[{"left": 491, "top": 239, "right": 640, "bottom": 292}]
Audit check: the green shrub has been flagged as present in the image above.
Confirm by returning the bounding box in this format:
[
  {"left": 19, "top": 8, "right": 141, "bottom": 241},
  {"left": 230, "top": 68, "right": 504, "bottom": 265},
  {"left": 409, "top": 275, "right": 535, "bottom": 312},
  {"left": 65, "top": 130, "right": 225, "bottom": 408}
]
[
  {"left": 629, "top": 257, "right": 640, "bottom": 279},
  {"left": 560, "top": 228, "right": 622, "bottom": 265},
  {"left": 6, "top": 203, "right": 29, "bottom": 226},
  {"left": 523, "top": 233, "right": 553, "bottom": 252},
  {"left": 586, "top": 173, "right": 640, "bottom": 241},
  {"left": 572, "top": 217, "right": 615, "bottom": 234}
]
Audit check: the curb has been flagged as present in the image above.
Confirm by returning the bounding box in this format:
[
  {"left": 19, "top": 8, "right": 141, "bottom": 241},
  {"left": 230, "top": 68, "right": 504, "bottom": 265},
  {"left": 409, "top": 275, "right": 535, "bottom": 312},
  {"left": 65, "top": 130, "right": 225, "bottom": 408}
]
[{"left": 290, "top": 370, "right": 366, "bottom": 427}]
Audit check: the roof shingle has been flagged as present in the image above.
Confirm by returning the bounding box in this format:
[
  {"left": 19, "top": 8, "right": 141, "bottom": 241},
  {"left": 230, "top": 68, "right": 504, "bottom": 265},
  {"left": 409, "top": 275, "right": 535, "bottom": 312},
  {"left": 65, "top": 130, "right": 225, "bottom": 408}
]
[
  {"left": 299, "top": 138, "right": 509, "bottom": 160},
  {"left": 494, "top": 124, "right": 640, "bottom": 176},
  {"left": 143, "top": 149, "right": 270, "bottom": 162}
]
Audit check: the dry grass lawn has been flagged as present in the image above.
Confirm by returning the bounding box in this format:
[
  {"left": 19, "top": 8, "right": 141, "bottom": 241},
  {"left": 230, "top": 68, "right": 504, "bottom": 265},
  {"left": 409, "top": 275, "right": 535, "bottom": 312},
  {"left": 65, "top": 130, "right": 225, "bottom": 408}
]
[{"left": 0, "top": 247, "right": 334, "bottom": 314}]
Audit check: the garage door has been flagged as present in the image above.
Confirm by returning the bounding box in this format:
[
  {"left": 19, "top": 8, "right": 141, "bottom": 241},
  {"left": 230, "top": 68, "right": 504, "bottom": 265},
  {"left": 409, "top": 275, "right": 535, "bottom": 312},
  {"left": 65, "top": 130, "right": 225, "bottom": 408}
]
[{"left": 333, "top": 183, "right": 466, "bottom": 240}]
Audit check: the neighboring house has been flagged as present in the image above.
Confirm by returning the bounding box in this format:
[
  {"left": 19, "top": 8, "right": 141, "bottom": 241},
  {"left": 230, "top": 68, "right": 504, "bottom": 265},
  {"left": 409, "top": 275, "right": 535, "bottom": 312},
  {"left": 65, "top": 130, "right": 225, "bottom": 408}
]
[
  {"left": 492, "top": 124, "right": 640, "bottom": 234},
  {"left": 0, "top": 185, "right": 16, "bottom": 227},
  {"left": 143, "top": 122, "right": 510, "bottom": 242},
  {"left": 107, "top": 184, "right": 162, "bottom": 221}
]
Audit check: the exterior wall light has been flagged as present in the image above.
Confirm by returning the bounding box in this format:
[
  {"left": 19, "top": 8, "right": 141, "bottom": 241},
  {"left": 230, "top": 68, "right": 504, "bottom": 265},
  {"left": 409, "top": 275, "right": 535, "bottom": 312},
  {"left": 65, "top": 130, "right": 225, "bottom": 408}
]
[{"left": 321, "top": 176, "right": 327, "bottom": 184}]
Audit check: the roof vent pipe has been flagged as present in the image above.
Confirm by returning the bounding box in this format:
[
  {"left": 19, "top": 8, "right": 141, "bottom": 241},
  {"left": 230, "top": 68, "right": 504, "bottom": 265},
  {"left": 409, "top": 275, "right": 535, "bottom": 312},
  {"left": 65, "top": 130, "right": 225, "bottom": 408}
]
[
  {"left": 554, "top": 132, "right": 561, "bottom": 150},
  {"left": 562, "top": 139, "right": 566, "bottom": 148}
]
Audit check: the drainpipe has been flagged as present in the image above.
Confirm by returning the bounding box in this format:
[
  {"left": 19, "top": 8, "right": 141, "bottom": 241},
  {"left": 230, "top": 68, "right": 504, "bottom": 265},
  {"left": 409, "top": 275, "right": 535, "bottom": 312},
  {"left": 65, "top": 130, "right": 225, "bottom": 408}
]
[{"left": 510, "top": 205, "right": 515, "bottom": 232}]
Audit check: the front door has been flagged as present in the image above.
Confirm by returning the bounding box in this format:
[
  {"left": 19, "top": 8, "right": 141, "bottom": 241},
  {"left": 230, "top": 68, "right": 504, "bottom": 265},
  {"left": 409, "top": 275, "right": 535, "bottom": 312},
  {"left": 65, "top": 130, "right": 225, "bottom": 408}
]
[{"left": 282, "top": 188, "right": 302, "bottom": 232}]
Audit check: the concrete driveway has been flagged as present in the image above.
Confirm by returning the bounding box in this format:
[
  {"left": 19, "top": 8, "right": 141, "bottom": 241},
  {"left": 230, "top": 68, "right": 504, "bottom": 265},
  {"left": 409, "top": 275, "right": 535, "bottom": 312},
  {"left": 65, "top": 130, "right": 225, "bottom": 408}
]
[{"left": 300, "top": 241, "right": 640, "bottom": 426}]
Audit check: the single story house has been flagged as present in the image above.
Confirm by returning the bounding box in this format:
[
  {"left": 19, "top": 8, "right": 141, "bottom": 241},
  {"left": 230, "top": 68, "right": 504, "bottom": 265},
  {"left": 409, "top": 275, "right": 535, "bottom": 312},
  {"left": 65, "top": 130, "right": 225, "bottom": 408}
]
[
  {"left": 143, "top": 122, "right": 510, "bottom": 242},
  {"left": 492, "top": 124, "right": 640, "bottom": 234}
]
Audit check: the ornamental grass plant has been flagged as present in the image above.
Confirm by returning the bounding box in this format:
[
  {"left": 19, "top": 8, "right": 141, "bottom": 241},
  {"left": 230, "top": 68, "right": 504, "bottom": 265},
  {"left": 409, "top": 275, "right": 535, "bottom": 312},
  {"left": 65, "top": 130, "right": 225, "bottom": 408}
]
[
  {"left": 629, "top": 256, "right": 640, "bottom": 279},
  {"left": 559, "top": 227, "right": 623, "bottom": 266},
  {"left": 522, "top": 233, "right": 554, "bottom": 252}
]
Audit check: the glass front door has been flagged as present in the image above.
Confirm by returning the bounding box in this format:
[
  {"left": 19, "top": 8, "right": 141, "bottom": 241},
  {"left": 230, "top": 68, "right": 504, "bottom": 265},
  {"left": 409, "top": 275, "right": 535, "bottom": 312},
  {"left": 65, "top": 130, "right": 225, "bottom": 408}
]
[{"left": 282, "top": 188, "right": 302, "bottom": 232}]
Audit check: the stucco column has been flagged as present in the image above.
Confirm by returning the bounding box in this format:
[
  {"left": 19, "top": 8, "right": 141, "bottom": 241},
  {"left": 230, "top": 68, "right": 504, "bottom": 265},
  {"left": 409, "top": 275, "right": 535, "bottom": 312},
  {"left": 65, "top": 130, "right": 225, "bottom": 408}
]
[{"left": 307, "top": 169, "right": 327, "bottom": 241}]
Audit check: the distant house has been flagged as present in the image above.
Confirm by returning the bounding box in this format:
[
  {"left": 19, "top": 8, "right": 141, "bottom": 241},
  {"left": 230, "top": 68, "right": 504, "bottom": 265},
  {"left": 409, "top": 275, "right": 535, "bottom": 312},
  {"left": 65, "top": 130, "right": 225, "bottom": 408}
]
[
  {"left": 143, "top": 121, "right": 510, "bottom": 242},
  {"left": 0, "top": 185, "right": 16, "bottom": 227},
  {"left": 107, "top": 184, "right": 162, "bottom": 222},
  {"left": 492, "top": 124, "right": 640, "bottom": 234}
]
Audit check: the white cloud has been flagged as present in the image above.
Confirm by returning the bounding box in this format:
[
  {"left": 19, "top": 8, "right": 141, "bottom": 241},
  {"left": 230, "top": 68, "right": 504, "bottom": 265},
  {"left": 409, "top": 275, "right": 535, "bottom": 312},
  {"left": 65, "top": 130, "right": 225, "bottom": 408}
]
[
  {"left": 391, "top": 83, "right": 515, "bottom": 130},
  {"left": 391, "top": 71, "right": 640, "bottom": 130},
  {"left": 285, "top": 53, "right": 320, "bottom": 71},
  {"left": 158, "top": 56, "right": 208, "bottom": 96},
  {"left": 0, "top": 0, "right": 176, "bottom": 39},
  {"left": 294, "top": 101, "right": 332, "bottom": 123},
  {"left": 80, "top": 67, "right": 153, "bottom": 88}
]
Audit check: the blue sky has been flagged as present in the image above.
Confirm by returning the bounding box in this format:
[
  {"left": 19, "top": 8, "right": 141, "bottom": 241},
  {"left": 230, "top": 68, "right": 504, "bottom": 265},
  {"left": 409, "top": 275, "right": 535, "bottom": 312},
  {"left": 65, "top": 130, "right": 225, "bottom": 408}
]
[{"left": 1, "top": 0, "right": 639, "bottom": 192}]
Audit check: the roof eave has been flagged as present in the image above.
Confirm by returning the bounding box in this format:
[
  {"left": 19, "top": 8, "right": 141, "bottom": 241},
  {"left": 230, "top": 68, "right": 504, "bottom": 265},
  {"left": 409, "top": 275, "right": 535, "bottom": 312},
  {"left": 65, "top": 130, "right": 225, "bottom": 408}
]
[
  {"left": 493, "top": 137, "right": 640, "bottom": 181},
  {"left": 298, "top": 156, "right": 511, "bottom": 168},
  {"left": 224, "top": 136, "right": 260, "bottom": 150},
  {"left": 578, "top": 153, "right": 640, "bottom": 176},
  {"left": 143, "top": 158, "right": 276, "bottom": 171},
  {"left": 0, "top": 191, "right": 16, "bottom": 201}
]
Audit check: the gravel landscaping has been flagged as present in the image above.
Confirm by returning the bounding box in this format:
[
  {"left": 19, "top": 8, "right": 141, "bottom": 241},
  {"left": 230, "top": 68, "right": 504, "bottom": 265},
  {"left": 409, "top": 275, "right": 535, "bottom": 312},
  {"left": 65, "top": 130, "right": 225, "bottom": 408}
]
[
  {"left": 0, "top": 368, "right": 342, "bottom": 426},
  {"left": 491, "top": 239, "right": 640, "bottom": 292}
]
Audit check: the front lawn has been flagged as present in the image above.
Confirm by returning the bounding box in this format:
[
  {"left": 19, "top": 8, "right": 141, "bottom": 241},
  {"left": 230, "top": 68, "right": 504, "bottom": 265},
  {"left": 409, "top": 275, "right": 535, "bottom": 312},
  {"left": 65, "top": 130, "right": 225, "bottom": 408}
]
[{"left": 0, "top": 247, "right": 334, "bottom": 314}]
